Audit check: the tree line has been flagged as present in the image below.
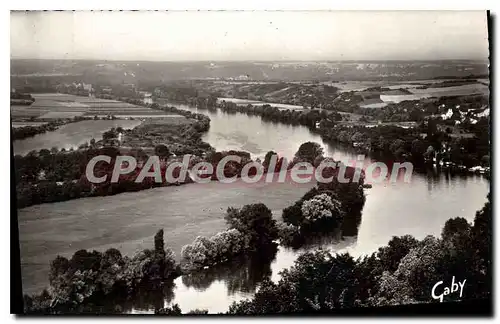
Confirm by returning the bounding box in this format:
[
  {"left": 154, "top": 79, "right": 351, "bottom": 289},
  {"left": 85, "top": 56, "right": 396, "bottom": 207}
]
[
  {"left": 22, "top": 191, "right": 491, "bottom": 314},
  {"left": 226, "top": 193, "right": 491, "bottom": 313},
  {"left": 153, "top": 84, "right": 489, "bottom": 169}
]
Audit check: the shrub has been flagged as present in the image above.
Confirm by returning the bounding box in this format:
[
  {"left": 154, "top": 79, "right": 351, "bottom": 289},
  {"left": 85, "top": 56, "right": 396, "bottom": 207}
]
[
  {"left": 186, "top": 308, "right": 209, "bottom": 314},
  {"left": 180, "top": 229, "right": 250, "bottom": 271},
  {"left": 155, "top": 304, "right": 182, "bottom": 315}
]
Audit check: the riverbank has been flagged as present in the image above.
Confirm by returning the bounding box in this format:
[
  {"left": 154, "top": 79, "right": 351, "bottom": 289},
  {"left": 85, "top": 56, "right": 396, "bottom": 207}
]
[
  {"left": 12, "top": 115, "right": 120, "bottom": 141},
  {"left": 72, "top": 90, "right": 490, "bottom": 174},
  {"left": 16, "top": 93, "right": 490, "bottom": 314},
  {"left": 152, "top": 80, "right": 489, "bottom": 170},
  {"left": 225, "top": 193, "right": 491, "bottom": 314},
  {"left": 22, "top": 191, "right": 491, "bottom": 314},
  {"left": 13, "top": 104, "right": 214, "bottom": 208},
  {"left": 23, "top": 159, "right": 367, "bottom": 314},
  {"left": 17, "top": 142, "right": 489, "bottom": 313}
]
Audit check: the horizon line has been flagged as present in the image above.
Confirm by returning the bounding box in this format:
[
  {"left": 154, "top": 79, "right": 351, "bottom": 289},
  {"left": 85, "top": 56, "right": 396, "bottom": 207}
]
[{"left": 10, "top": 57, "right": 490, "bottom": 63}]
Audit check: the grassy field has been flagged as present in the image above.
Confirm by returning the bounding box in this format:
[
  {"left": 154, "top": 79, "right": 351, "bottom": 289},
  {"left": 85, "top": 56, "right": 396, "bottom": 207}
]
[{"left": 11, "top": 93, "right": 179, "bottom": 120}]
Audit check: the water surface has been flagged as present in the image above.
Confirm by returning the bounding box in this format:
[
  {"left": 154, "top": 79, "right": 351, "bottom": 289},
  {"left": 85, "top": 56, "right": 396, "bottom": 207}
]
[
  {"left": 17, "top": 103, "right": 489, "bottom": 313},
  {"left": 13, "top": 119, "right": 141, "bottom": 156}
]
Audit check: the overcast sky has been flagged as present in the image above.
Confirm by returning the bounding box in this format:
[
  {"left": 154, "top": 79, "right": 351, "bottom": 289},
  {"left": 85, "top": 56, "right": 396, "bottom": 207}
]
[{"left": 10, "top": 11, "right": 489, "bottom": 61}]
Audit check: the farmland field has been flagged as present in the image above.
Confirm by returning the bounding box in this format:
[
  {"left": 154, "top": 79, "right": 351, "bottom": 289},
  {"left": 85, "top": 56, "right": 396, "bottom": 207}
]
[
  {"left": 327, "top": 81, "right": 423, "bottom": 92},
  {"left": 380, "top": 83, "right": 489, "bottom": 103},
  {"left": 11, "top": 93, "right": 176, "bottom": 120},
  {"left": 359, "top": 102, "right": 388, "bottom": 109},
  {"left": 326, "top": 78, "right": 487, "bottom": 92},
  {"left": 211, "top": 78, "right": 489, "bottom": 111}
]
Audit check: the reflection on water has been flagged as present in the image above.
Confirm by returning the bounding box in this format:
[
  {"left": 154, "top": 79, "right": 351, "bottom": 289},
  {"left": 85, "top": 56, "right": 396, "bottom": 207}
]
[
  {"left": 17, "top": 101, "right": 489, "bottom": 314},
  {"left": 13, "top": 119, "right": 141, "bottom": 156},
  {"left": 341, "top": 210, "right": 363, "bottom": 237},
  {"left": 171, "top": 103, "right": 326, "bottom": 160},
  {"left": 164, "top": 236, "right": 361, "bottom": 314},
  {"left": 60, "top": 282, "right": 176, "bottom": 314},
  {"left": 130, "top": 284, "right": 176, "bottom": 313},
  {"left": 182, "top": 246, "right": 277, "bottom": 295}
]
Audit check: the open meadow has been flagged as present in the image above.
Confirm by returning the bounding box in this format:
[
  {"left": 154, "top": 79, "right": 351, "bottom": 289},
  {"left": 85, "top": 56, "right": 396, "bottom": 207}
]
[{"left": 10, "top": 93, "right": 177, "bottom": 120}]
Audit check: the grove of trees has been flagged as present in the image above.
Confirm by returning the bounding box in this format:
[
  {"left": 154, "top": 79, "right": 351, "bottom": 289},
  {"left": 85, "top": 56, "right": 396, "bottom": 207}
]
[{"left": 227, "top": 193, "right": 491, "bottom": 314}]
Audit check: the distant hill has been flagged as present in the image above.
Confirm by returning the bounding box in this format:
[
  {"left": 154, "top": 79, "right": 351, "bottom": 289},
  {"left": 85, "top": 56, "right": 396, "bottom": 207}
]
[{"left": 10, "top": 59, "right": 489, "bottom": 86}]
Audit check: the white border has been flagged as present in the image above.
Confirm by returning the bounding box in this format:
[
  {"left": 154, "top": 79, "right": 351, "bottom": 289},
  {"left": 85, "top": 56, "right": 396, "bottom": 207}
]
[{"left": 4, "top": 1, "right": 498, "bottom": 10}]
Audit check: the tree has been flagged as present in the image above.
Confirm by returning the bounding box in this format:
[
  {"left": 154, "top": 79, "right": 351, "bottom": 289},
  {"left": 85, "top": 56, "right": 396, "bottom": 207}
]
[
  {"left": 472, "top": 193, "right": 491, "bottom": 266},
  {"left": 49, "top": 256, "right": 69, "bottom": 286},
  {"left": 180, "top": 228, "right": 250, "bottom": 270},
  {"left": 39, "top": 148, "right": 51, "bottom": 157},
  {"left": 427, "top": 118, "right": 438, "bottom": 137},
  {"left": 390, "top": 236, "right": 444, "bottom": 301},
  {"left": 155, "top": 144, "right": 170, "bottom": 160},
  {"left": 337, "top": 131, "right": 350, "bottom": 143},
  {"left": 481, "top": 155, "right": 490, "bottom": 167},
  {"left": 154, "top": 229, "right": 165, "bottom": 258},
  {"left": 441, "top": 217, "right": 471, "bottom": 241},
  {"left": 228, "top": 195, "right": 492, "bottom": 314},
  {"left": 228, "top": 251, "right": 358, "bottom": 314},
  {"left": 156, "top": 304, "right": 182, "bottom": 315},
  {"left": 263, "top": 151, "right": 277, "bottom": 170},
  {"left": 351, "top": 132, "right": 365, "bottom": 143},
  {"left": 294, "top": 142, "right": 324, "bottom": 164},
  {"left": 282, "top": 203, "right": 304, "bottom": 227},
  {"left": 301, "top": 193, "right": 342, "bottom": 223},
  {"left": 186, "top": 309, "right": 209, "bottom": 314},
  {"left": 411, "top": 139, "right": 426, "bottom": 160},
  {"left": 225, "top": 203, "right": 278, "bottom": 250},
  {"left": 103, "top": 128, "right": 118, "bottom": 140},
  {"left": 389, "top": 139, "right": 405, "bottom": 156},
  {"left": 424, "top": 145, "right": 435, "bottom": 160},
  {"left": 376, "top": 235, "right": 419, "bottom": 273}
]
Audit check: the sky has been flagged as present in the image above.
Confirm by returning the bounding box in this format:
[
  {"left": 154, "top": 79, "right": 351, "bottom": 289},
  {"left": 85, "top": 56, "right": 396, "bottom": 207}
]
[{"left": 10, "top": 11, "right": 490, "bottom": 61}]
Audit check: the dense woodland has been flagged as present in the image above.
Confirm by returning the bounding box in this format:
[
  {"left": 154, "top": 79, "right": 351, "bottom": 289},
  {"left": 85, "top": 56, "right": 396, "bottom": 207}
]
[
  {"left": 226, "top": 193, "right": 491, "bottom": 313},
  {"left": 23, "top": 191, "right": 491, "bottom": 314}
]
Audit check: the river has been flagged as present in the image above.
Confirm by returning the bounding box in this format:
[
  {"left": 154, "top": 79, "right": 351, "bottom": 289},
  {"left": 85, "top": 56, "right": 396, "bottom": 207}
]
[
  {"left": 17, "top": 103, "right": 489, "bottom": 313},
  {"left": 13, "top": 119, "right": 142, "bottom": 156}
]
